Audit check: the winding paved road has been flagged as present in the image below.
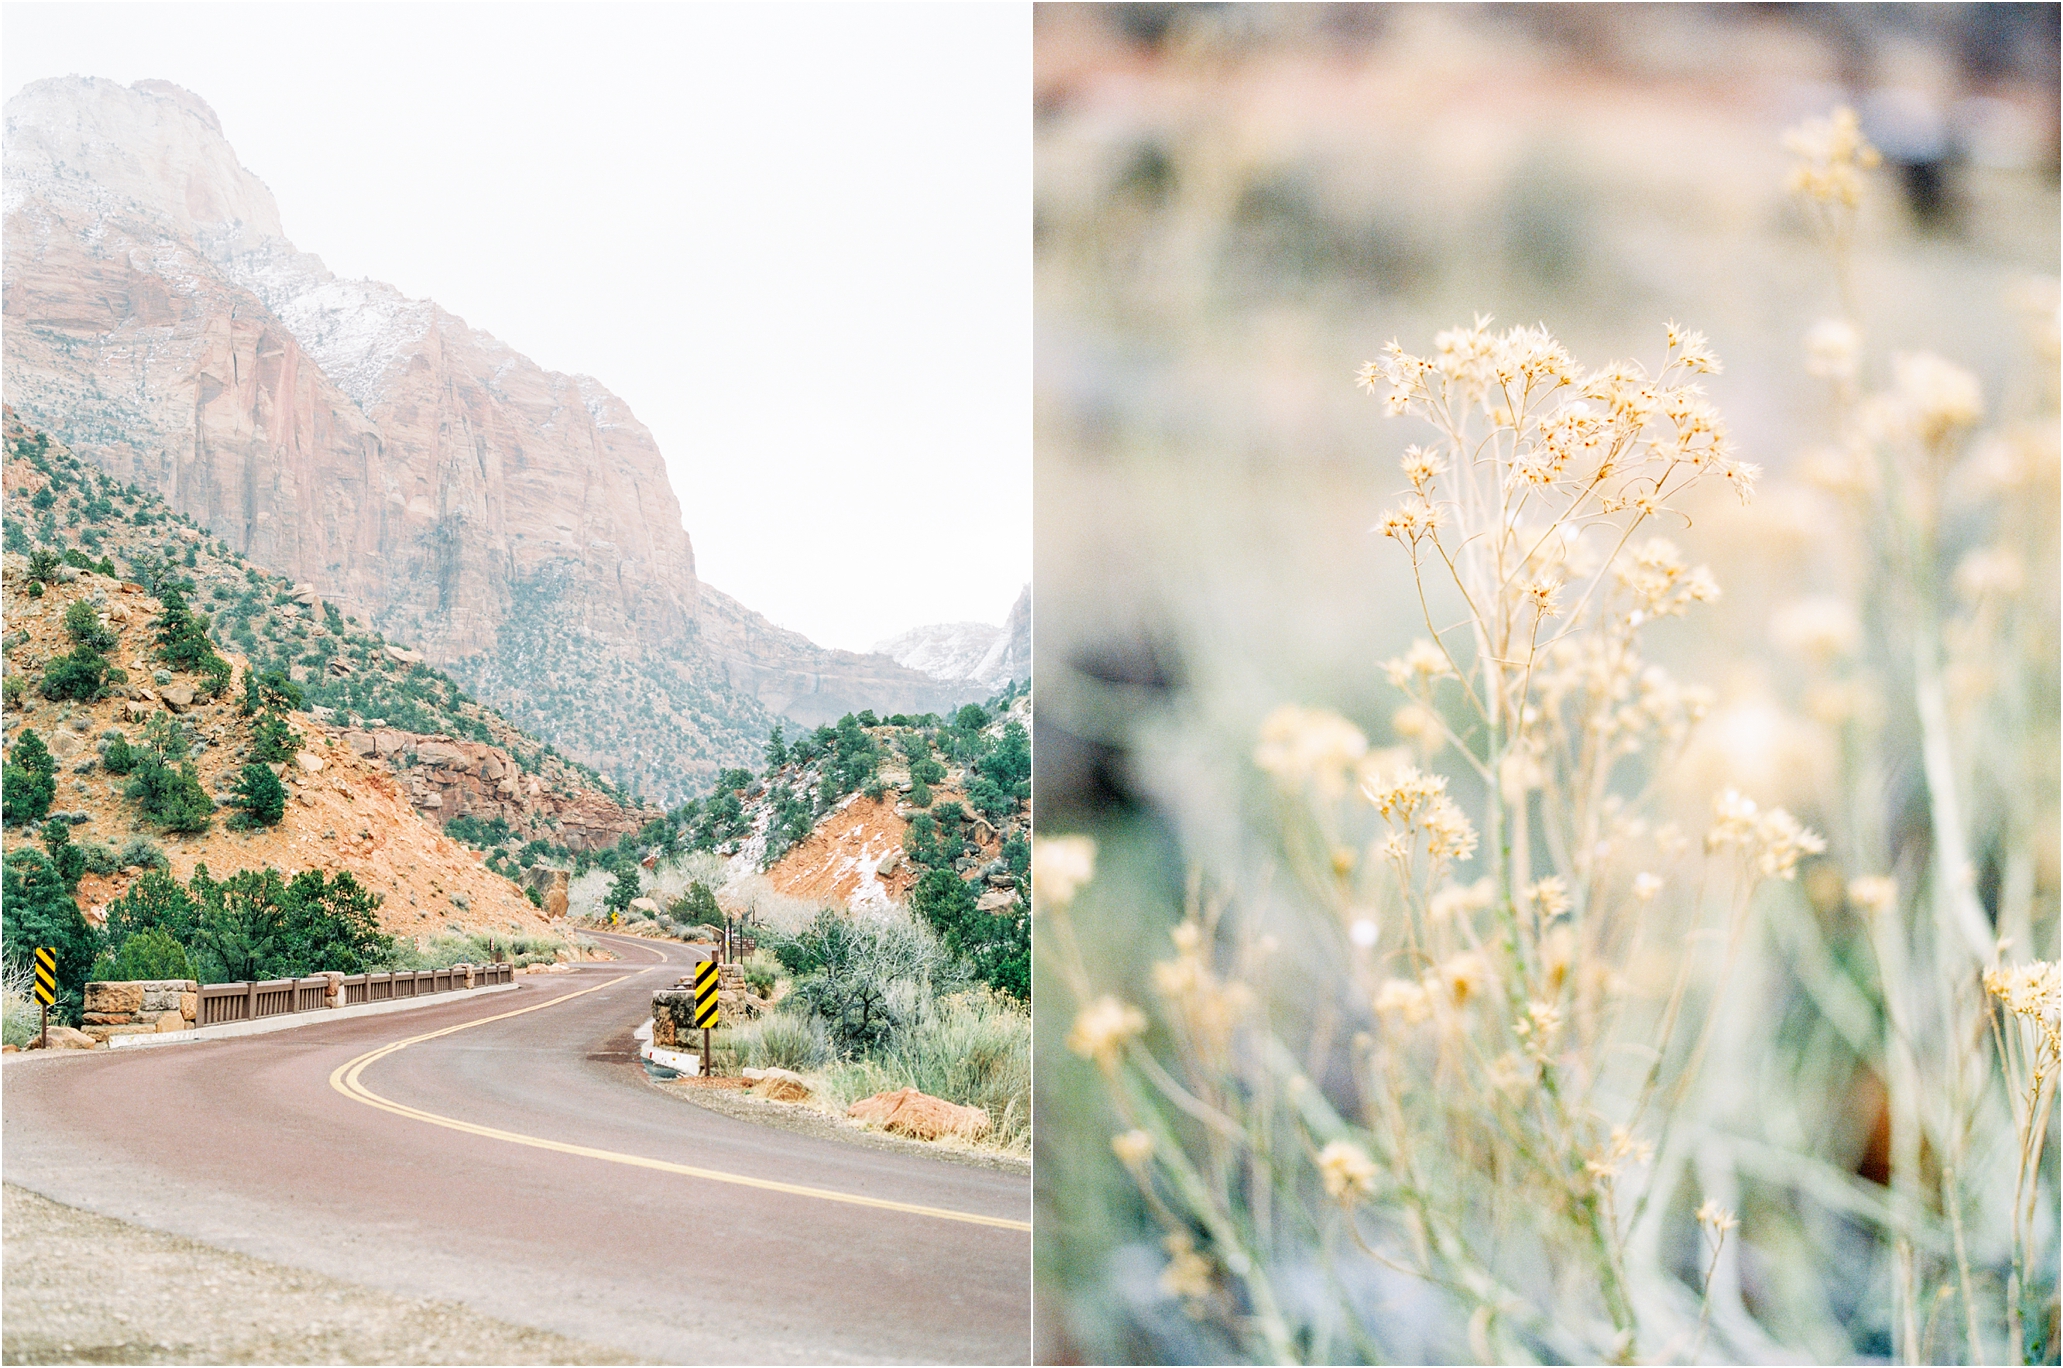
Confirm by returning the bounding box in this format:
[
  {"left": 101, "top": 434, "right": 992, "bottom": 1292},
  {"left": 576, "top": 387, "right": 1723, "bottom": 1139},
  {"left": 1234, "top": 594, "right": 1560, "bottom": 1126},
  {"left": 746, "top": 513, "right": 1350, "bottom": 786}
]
[{"left": 2, "top": 933, "right": 1030, "bottom": 1363}]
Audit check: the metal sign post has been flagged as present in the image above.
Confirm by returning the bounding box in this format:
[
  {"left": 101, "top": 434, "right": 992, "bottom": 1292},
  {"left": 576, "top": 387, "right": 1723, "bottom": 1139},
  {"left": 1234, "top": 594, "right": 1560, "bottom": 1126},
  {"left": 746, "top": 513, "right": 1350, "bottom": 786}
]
[
  {"left": 692, "top": 957, "right": 720, "bottom": 1076},
  {"left": 33, "top": 946, "right": 57, "bottom": 1049}
]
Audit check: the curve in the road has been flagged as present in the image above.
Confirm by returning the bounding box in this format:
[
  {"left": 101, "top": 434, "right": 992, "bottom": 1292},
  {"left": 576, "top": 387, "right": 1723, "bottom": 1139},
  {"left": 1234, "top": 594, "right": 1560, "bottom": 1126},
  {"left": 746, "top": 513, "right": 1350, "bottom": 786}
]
[
  {"left": 4, "top": 930, "right": 1030, "bottom": 1363},
  {"left": 329, "top": 973, "right": 1031, "bottom": 1231}
]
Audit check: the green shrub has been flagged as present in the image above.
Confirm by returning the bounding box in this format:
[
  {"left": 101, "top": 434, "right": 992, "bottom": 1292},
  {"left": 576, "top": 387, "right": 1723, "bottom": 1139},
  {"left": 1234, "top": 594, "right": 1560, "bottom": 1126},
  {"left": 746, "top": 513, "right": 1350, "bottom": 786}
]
[
  {"left": 743, "top": 948, "right": 781, "bottom": 996},
  {"left": 103, "top": 864, "right": 392, "bottom": 983},
  {"left": 250, "top": 712, "right": 298, "bottom": 764},
  {"left": 40, "top": 646, "right": 107, "bottom": 702},
  {"left": 910, "top": 866, "right": 1028, "bottom": 1000},
  {"left": 670, "top": 881, "right": 724, "bottom": 928},
  {"left": 3, "top": 674, "right": 27, "bottom": 711},
  {"left": 61, "top": 599, "right": 117, "bottom": 653},
  {"left": 2, "top": 847, "right": 97, "bottom": 1022},
  {"left": 809, "top": 990, "right": 1030, "bottom": 1150},
  {"left": 126, "top": 756, "right": 214, "bottom": 834},
  {"left": 716, "top": 1012, "right": 828, "bottom": 1074},
  {"left": 93, "top": 927, "right": 193, "bottom": 982},
  {"left": 115, "top": 836, "right": 168, "bottom": 871},
  {"left": 776, "top": 910, "right": 959, "bottom": 1056},
  {"left": 228, "top": 762, "right": 287, "bottom": 828},
  {"left": 3, "top": 729, "right": 57, "bottom": 827},
  {"left": 41, "top": 818, "right": 85, "bottom": 889},
  {"left": 100, "top": 731, "right": 136, "bottom": 775}
]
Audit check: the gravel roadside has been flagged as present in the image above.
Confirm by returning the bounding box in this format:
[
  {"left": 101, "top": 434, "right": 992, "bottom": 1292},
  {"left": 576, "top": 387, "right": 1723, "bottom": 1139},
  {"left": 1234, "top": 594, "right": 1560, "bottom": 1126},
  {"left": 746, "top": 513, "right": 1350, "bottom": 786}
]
[
  {"left": 641, "top": 1071, "right": 1033, "bottom": 1174},
  {"left": 1, "top": 1184, "right": 640, "bottom": 1365}
]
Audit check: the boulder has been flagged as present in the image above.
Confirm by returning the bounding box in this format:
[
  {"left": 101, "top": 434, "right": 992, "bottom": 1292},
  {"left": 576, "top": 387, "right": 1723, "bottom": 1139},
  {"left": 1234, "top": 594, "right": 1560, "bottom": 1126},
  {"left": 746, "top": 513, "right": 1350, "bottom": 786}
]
[
  {"left": 976, "top": 889, "right": 1018, "bottom": 914},
  {"left": 343, "top": 731, "right": 376, "bottom": 756},
  {"left": 161, "top": 683, "right": 195, "bottom": 711},
  {"left": 124, "top": 700, "right": 151, "bottom": 721},
  {"left": 31, "top": 1025, "right": 96, "bottom": 1050},
  {"left": 44, "top": 730, "right": 81, "bottom": 760},
  {"left": 544, "top": 871, "right": 569, "bottom": 920},
  {"left": 629, "top": 897, "right": 661, "bottom": 916},
  {"left": 415, "top": 740, "right": 468, "bottom": 769},
  {"left": 295, "top": 751, "right": 324, "bottom": 773},
  {"left": 845, "top": 1087, "right": 992, "bottom": 1142},
  {"left": 384, "top": 645, "right": 423, "bottom": 665}
]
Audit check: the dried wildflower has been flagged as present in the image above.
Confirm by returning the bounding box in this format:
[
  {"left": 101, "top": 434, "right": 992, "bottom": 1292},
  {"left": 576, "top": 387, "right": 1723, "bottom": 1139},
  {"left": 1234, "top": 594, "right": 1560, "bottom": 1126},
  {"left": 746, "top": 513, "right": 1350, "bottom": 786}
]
[
  {"left": 1159, "top": 1232, "right": 1214, "bottom": 1300},
  {"left": 1804, "top": 318, "right": 1862, "bottom": 380},
  {"left": 1256, "top": 705, "right": 1368, "bottom": 802},
  {"left": 1514, "top": 999, "right": 1563, "bottom": 1063},
  {"left": 1384, "top": 638, "right": 1455, "bottom": 688},
  {"left": 1783, "top": 105, "right": 1881, "bottom": 207},
  {"left": 1377, "top": 497, "right": 1441, "bottom": 543},
  {"left": 1032, "top": 835, "right": 1097, "bottom": 912},
  {"left": 1112, "top": 1130, "right": 1155, "bottom": 1167},
  {"left": 1704, "top": 788, "right": 1825, "bottom": 880},
  {"left": 1587, "top": 1124, "right": 1656, "bottom": 1185},
  {"left": 1983, "top": 960, "right": 2062, "bottom": 1031},
  {"left": 1694, "top": 1198, "right": 1739, "bottom": 1235},
  {"left": 1398, "top": 444, "right": 1445, "bottom": 490},
  {"left": 1430, "top": 951, "right": 1491, "bottom": 1007},
  {"left": 1067, "top": 995, "right": 1146, "bottom": 1068},
  {"left": 1428, "top": 877, "right": 1495, "bottom": 921},
  {"left": 1524, "top": 875, "right": 1573, "bottom": 922},
  {"left": 1390, "top": 702, "right": 1445, "bottom": 754},
  {"left": 1954, "top": 548, "right": 2024, "bottom": 600},
  {"left": 1847, "top": 875, "right": 1897, "bottom": 918},
  {"left": 1317, "top": 1140, "right": 1379, "bottom": 1204},
  {"left": 1631, "top": 872, "right": 1664, "bottom": 902},
  {"left": 1891, "top": 352, "right": 1984, "bottom": 447},
  {"left": 1373, "top": 977, "right": 1432, "bottom": 1024}
]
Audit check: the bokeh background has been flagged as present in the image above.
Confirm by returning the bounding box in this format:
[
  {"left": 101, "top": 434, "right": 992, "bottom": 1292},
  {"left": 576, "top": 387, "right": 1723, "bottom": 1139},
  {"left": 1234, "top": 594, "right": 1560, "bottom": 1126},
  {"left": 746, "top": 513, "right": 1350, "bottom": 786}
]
[{"left": 1032, "top": 4, "right": 2059, "bottom": 1361}]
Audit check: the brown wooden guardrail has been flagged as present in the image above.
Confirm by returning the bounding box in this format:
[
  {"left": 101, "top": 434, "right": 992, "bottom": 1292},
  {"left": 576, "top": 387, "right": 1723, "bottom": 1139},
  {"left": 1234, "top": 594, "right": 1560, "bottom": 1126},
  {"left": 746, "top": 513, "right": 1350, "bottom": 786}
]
[{"left": 187, "top": 963, "right": 512, "bottom": 1029}]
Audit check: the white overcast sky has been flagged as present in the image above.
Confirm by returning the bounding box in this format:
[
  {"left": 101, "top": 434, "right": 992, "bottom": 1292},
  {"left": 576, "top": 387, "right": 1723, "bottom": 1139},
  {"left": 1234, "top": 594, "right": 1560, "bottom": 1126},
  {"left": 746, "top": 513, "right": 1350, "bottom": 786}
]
[{"left": 3, "top": 2, "right": 1029, "bottom": 652}]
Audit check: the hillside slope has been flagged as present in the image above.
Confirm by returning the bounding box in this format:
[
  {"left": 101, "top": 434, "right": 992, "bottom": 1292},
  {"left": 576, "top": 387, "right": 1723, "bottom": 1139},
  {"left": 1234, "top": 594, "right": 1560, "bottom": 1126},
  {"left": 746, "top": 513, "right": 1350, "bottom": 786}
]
[
  {"left": 0, "top": 552, "right": 554, "bottom": 944},
  {"left": 3, "top": 409, "right": 655, "bottom": 851}
]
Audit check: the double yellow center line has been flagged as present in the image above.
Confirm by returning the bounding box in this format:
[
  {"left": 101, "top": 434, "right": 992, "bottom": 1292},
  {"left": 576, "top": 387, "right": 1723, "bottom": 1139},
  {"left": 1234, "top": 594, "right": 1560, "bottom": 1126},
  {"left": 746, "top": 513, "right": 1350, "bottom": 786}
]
[{"left": 328, "top": 974, "right": 1030, "bottom": 1232}]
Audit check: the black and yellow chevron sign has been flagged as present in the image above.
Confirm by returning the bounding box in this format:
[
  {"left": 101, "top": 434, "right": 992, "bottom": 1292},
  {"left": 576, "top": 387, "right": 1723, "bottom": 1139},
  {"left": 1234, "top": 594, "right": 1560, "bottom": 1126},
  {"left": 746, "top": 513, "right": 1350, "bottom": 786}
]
[
  {"left": 33, "top": 947, "right": 57, "bottom": 1005},
  {"left": 692, "top": 958, "right": 719, "bottom": 1029}
]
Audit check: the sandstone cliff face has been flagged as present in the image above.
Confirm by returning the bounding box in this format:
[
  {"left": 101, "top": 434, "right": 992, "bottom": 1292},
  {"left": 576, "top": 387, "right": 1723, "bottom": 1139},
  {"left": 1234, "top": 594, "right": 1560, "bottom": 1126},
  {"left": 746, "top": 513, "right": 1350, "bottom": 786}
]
[{"left": 2, "top": 77, "right": 991, "bottom": 801}]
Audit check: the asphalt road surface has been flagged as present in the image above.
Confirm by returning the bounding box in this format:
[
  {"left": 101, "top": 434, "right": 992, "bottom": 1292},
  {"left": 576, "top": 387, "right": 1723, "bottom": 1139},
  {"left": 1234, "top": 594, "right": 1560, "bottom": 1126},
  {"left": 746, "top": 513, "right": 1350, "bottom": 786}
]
[{"left": 2, "top": 933, "right": 1031, "bottom": 1363}]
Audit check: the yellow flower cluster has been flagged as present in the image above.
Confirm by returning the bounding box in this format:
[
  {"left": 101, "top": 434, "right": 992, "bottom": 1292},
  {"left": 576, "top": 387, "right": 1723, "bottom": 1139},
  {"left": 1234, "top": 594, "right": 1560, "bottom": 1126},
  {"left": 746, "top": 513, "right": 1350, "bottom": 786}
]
[
  {"left": 1316, "top": 1139, "right": 1379, "bottom": 1204},
  {"left": 1254, "top": 704, "right": 1370, "bottom": 803},
  {"left": 1152, "top": 921, "right": 1253, "bottom": 1057},
  {"left": 1067, "top": 994, "right": 1146, "bottom": 1068},
  {"left": 1782, "top": 105, "right": 1881, "bottom": 207},
  {"left": 1032, "top": 835, "right": 1097, "bottom": 912},
  {"left": 1361, "top": 764, "right": 1479, "bottom": 867},
  {"left": 1983, "top": 960, "right": 2061, "bottom": 1032},
  {"left": 1705, "top": 788, "right": 1827, "bottom": 880}
]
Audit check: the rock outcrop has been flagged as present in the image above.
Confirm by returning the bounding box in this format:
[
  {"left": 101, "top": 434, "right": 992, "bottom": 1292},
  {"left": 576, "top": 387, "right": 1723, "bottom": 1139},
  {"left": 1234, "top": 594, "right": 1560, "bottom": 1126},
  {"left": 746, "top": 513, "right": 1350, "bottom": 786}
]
[
  {"left": 339, "top": 727, "right": 642, "bottom": 852},
  {"left": 873, "top": 585, "right": 1031, "bottom": 693},
  {"left": 2, "top": 77, "right": 998, "bottom": 801}
]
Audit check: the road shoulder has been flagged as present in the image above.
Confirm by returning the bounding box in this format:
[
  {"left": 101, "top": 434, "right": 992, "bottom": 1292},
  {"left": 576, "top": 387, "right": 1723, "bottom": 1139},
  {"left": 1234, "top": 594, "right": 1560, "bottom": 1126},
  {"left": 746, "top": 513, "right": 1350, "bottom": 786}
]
[
  {"left": 0, "top": 1184, "right": 641, "bottom": 1366},
  {"left": 638, "top": 1071, "right": 1033, "bottom": 1175}
]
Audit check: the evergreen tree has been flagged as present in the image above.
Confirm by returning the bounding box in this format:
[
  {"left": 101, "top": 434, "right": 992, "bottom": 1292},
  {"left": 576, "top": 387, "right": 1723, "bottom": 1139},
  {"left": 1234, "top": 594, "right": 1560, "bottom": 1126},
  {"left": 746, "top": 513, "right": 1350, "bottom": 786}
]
[
  {"left": 229, "top": 763, "right": 287, "bottom": 828},
  {"left": 3, "top": 729, "right": 58, "bottom": 827}
]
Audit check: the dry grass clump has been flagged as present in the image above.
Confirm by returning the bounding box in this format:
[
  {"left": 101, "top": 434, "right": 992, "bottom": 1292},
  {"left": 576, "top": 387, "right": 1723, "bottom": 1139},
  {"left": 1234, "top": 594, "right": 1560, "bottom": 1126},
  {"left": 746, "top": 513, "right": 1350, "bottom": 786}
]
[{"left": 1037, "top": 108, "right": 2057, "bottom": 1364}]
